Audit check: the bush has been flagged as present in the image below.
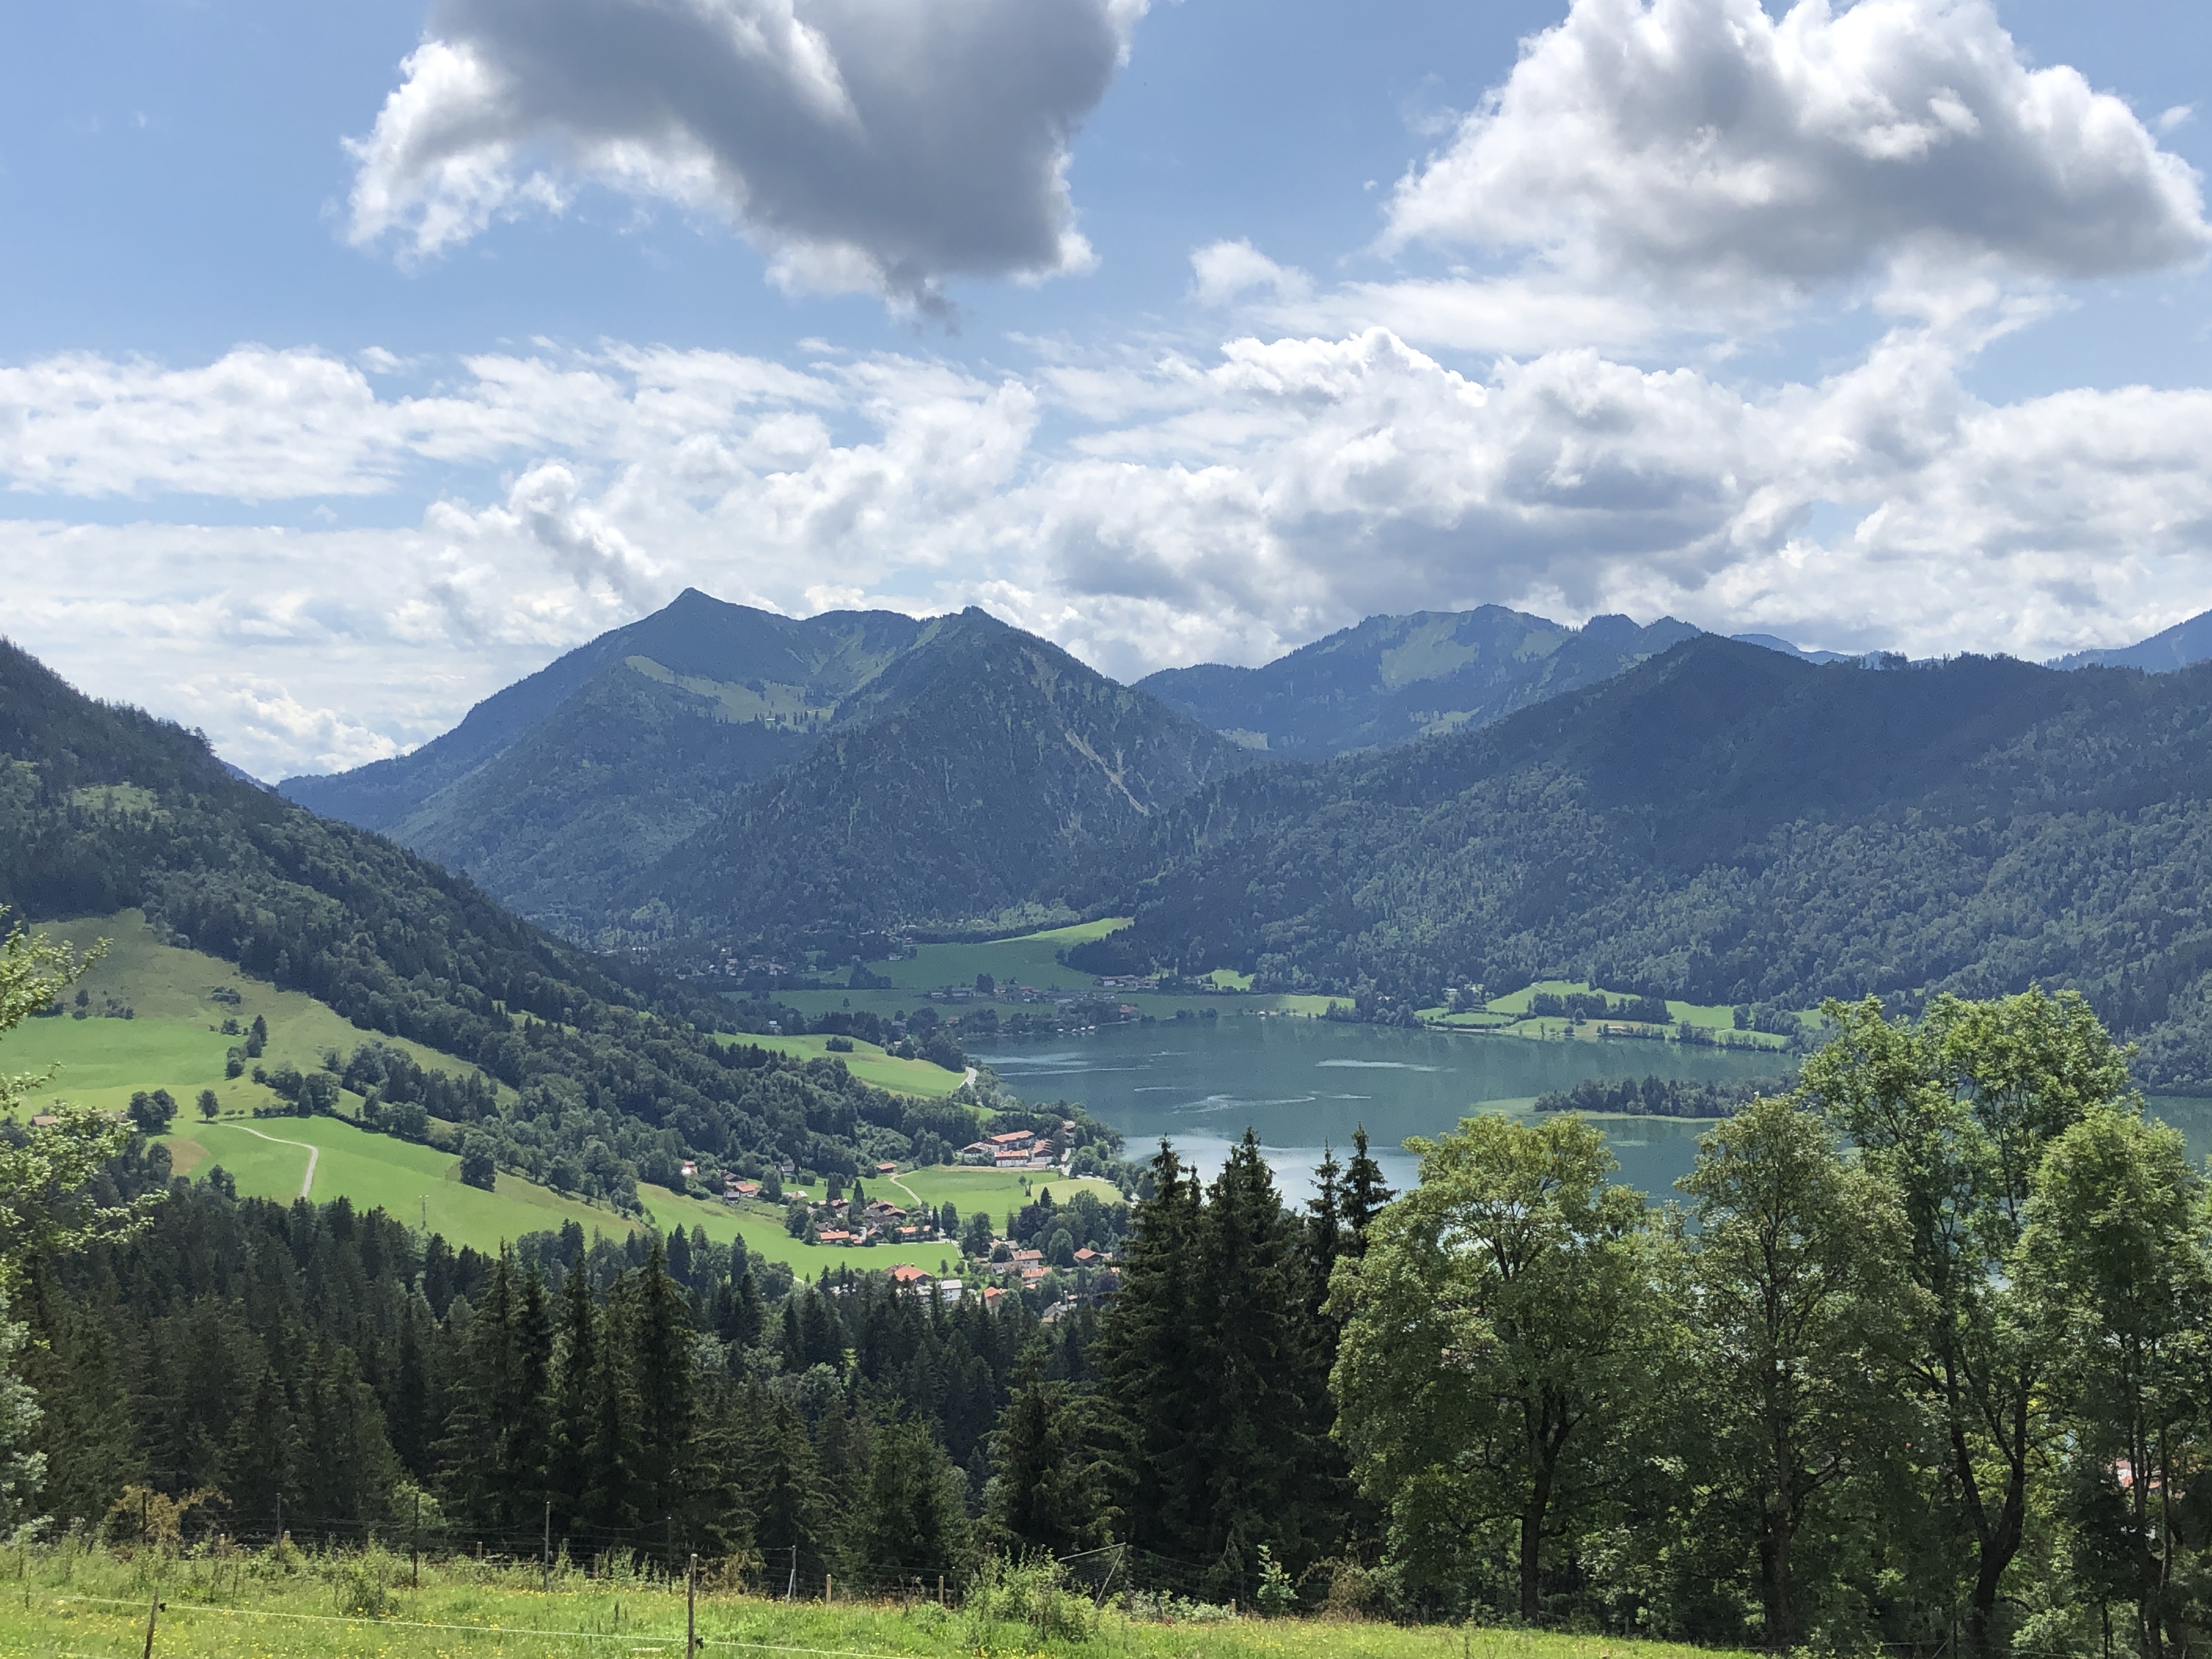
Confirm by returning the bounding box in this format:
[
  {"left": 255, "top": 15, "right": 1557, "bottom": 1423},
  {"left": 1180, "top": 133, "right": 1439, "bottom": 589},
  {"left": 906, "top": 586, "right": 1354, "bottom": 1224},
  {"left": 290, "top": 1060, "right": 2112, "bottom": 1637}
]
[
  {"left": 1254, "top": 1544, "right": 1297, "bottom": 1616},
  {"left": 967, "top": 1554, "right": 1092, "bottom": 1642},
  {"left": 824, "top": 1035, "right": 855, "bottom": 1053}
]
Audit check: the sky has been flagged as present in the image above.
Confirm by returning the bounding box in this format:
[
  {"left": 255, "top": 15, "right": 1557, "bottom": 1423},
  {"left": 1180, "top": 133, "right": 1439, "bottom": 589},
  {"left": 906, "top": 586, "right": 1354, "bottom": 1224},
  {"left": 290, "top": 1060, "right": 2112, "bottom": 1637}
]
[{"left": 5, "top": 0, "right": 2212, "bottom": 780}]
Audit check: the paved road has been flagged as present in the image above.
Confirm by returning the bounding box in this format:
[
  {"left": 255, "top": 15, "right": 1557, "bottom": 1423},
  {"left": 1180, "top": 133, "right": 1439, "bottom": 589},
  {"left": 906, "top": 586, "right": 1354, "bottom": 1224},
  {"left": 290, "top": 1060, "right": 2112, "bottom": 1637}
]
[{"left": 234, "top": 1124, "right": 319, "bottom": 1199}]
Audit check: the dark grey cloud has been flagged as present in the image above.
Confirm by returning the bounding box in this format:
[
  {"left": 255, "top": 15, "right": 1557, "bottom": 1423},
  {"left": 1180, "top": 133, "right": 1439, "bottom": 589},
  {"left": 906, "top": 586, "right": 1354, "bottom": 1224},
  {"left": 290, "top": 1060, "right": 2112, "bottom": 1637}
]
[{"left": 347, "top": 0, "right": 1141, "bottom": 304}]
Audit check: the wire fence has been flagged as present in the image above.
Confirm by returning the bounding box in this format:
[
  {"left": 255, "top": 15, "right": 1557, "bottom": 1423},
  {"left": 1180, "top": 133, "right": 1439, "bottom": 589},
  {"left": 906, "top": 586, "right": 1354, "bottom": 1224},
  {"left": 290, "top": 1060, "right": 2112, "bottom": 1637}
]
[{"left": 68, "top": 1498, "right": 1257, "bottom": 1613}]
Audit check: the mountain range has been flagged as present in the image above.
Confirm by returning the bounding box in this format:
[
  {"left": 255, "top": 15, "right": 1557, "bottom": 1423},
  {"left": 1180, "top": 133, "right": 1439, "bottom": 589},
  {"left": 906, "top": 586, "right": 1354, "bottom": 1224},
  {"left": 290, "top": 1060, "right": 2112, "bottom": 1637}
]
[
  {"left": 1070, "top": 636, "right": 2212, "bottom": 1088},
  {"left": 1134, "top": 608, "right": 1702, "bottom": 757},
  {"left": 273, "top": 591, "right": 2212, "bottom": 973},
  {"left": 14, "top": 587, "right": 2212, "bottom": 1086}
]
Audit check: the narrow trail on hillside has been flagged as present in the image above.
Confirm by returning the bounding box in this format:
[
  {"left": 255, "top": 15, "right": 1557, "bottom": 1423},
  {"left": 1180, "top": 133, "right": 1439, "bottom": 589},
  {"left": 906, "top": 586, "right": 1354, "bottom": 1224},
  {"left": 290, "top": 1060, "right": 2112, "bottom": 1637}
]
[{"left": 233, "top": 1124, "right": 319, "bottom": 1200}]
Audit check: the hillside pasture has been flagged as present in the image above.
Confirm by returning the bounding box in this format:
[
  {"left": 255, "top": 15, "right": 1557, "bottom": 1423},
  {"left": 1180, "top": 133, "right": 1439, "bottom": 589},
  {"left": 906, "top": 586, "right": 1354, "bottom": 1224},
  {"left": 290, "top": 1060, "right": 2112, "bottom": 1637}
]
[
  {"left": 168, "top": 1116, "right": 634, "bottom": 1254},
  {"left": 640, "top": 1189, "right": 964, "bottom": 1278},
  {"left": 891, "top": 1164, "right": 1122, "bottom": 1221},
  {"left": 721, "top": 1031, "right": 967, "bottom": 1097},
  {"left": 9, "top": 911, "right": 500, "bottom": 1118}
]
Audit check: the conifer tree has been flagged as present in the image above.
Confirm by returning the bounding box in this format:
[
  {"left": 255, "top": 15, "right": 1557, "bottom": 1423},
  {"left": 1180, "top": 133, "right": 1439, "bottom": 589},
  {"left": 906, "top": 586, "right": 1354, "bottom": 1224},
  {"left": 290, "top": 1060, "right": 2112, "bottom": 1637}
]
[
  {"left": 581, "top": 1271, "right": 644, "bottom": 1537},
  {"left": 387, "top": 1297, "right": 438, "bottom": 1480},
  {"left": 779, "top": 1300, "right": 804, "bottom": 1373},
  {"left": 632, "top": 1239, "right": 695, "bottom": 1542},
  {"left": 20, "top": 1284, "right": 140, "bottom": 1530},
  {"left": 746, "top": 1392, "right": 831, "bottom": 1565},
  {"left": 1095, "top": 1142, "right": 1209, "bottom": 1559},
  {"left": 850, "top": 1414, "right": 973, "bottom": 1577},
  {"left": 1341, "top": 1124, "right": 1394, "bottom": 1255},
  {"left": 985, "top": 1353, "right": 1107, "bottom": 1556},
  {"left": 549, "top": 1261, "right": 597, "bottom": 1536}
]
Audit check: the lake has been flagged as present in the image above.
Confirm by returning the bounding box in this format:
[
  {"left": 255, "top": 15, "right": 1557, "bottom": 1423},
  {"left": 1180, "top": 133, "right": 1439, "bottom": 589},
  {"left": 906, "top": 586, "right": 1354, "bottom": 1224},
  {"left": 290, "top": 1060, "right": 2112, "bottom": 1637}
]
[
  {"left": 970, "top": 1015, "right": 1791, "bottom": 1199},
  {"left": 971, "top": 1015, "right": 2212, "bottom": 1201}
]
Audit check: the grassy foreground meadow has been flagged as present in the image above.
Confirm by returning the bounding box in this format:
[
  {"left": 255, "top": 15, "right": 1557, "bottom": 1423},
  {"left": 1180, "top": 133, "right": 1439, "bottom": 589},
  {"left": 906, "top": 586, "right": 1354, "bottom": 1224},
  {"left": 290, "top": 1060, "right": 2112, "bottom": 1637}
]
[{"left": 0, "top": 1545, "right": 1744, "bottom": 1659}]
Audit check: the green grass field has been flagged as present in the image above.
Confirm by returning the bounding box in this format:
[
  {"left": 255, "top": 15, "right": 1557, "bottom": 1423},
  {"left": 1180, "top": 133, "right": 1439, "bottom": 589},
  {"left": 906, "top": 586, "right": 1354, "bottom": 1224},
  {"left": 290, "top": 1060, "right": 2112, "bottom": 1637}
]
[
  {"left": 721, "top": 1031, "right": 968, "bottom": 1097},
  {"left": 7, "top": 911, "right": 500, "bottom": 1119},
  {"left": 1419, "top": 979, "right": 1802, "bottom": 1050},
  {"left": 889, "top": 1164, "right": 1122, "bottom": 1221},
  {"left": 872, "top": 917, "right": 1131, "bottom": 991},
  {"left": 161, "top": 1115, "right": 632, "bottom": 1254},
  {"left": 760, "top": 915, "right": 1350, "bottom": 1026},
  {"left": 0, "top": 1545, "right": 1752, "bottom": 1659},
  {"left": 640, "top": 1189, "right": 964, "bottom": 1279},
  {"left": 0, "top": 913, "right": 998, "bottom": 1271}
]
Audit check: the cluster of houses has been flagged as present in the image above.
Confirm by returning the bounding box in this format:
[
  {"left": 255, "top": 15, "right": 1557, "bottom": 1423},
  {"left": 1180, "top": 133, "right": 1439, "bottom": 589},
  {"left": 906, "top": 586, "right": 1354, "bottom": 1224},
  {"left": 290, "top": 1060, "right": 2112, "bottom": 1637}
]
[{"left": 956, "top": 1127, "right": 1062, "bottom": 1170}]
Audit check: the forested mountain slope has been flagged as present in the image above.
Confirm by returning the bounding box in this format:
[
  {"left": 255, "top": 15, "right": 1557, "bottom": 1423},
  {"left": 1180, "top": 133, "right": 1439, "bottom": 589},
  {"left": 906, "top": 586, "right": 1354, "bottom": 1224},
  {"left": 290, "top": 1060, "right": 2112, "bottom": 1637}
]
[
  {"left": 618, "top": 610, "right": 1258, "bottom": 953},
  {"left": 1081, "top": 637, "right": 2212, "bottom": 1088},
  {"left": 0, "top": 638, "right": 980, "bottom": 1190},
  {"left": 279, "top": 591, "right": 940, "bottom": 934},
  {"left": 2050, "top": 602, "right": 2212, "bottom": 672},
  {"left": 280, "top": 589, "right": 926, "bottom": 829},
  {"left": 1136, "top": 607, "right": 1699, "bottom": 757}
]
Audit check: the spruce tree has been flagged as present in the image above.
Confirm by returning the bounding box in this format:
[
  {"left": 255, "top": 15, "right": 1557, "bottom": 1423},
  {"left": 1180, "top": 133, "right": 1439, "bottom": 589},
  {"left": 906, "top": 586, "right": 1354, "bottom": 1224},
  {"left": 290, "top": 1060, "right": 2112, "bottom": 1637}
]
[
  {"left": 580, "top": 1271, "right": 644, "bottom": 1537},
  {"left": 1341, "top": 1125, "right": 1394, "bottom": 1255},
  {"left": 549, "top": 1261, "right": 597, "bottom": 1535},
  {"left": 779, "top": 1299, "right": 805, "bottom": 1373},
  {"left": 632, "top": 1239, "right": 695, "bottom": 1549},
  {"left": 985, "top": 1353, "right": 1107, "bottom": 1555},
  {"left": 746, "top": 1392, "right": 831, "bottom": 1566},
  {"left": 1094, "top": 1142, "right": 1206, "bottom": 1559},
  {"left": 850, "top": 1414, "right": 973, "bottom": 1576}
]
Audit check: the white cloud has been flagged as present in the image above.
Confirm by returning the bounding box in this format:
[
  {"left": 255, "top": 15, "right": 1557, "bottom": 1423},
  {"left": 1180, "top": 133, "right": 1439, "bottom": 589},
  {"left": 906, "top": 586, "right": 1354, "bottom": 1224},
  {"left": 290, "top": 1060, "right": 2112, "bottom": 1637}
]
[
  {"left": 1190, "top": 240, "right": 1311, "bottom": 307},
  {"left": 1384, "top": 0, "right": 2210, "bottom": 308},
  {"left": 16, "top": 303, "right": 2212, "bottom": 774},
  {"left": 345, "top": 0, "right": 1144, "bottom": 306}
]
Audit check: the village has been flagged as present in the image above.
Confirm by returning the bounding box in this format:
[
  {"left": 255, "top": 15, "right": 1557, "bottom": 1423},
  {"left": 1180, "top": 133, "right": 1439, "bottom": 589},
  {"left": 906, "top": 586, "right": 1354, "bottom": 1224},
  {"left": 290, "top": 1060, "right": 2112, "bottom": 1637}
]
[{"left": 698, "top": 1121, "right": 1121, "bottom": 1315}]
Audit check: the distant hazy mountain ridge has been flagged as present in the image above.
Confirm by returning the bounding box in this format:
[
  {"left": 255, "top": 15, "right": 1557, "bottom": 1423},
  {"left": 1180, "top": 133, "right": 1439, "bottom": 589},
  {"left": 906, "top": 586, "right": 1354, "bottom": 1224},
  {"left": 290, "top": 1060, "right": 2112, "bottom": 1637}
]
[{"left": 1136, "top": 606, "right": 1701, "bottom": 757}]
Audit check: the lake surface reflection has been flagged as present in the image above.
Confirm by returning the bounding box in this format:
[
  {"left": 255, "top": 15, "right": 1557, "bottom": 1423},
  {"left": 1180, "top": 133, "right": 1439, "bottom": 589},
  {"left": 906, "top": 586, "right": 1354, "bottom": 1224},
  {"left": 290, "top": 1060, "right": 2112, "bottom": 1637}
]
[
  {"left": 974, "top": 1018, "right": 2212, "bottom": 1202},
  {"left": 972, "top": 1017, "right": 1788, "bottom": 1200}
]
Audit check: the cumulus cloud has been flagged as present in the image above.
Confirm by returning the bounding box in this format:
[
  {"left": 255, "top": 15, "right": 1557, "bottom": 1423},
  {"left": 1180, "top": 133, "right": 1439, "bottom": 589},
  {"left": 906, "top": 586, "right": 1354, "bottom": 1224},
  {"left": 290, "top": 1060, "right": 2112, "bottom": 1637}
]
[
  {"left": 345, "top": 0, "right": 1144, "bottom": 304},
  {"left": 1384, "top": 0, "right": 2210, "bottom": 307},
  {"left": 17, "top": 306, "right": 2212, "bottom": 777},
  {"left": 1190, "top": 240, "right": 1311, "bottom": 307}
]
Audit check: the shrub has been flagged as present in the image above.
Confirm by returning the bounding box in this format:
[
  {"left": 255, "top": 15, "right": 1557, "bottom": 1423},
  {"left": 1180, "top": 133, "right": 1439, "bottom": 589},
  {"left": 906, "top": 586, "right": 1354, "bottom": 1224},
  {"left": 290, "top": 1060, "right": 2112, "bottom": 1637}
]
[{"left": 967, "top": 1554, "right": 1092, "bottom": 1642}]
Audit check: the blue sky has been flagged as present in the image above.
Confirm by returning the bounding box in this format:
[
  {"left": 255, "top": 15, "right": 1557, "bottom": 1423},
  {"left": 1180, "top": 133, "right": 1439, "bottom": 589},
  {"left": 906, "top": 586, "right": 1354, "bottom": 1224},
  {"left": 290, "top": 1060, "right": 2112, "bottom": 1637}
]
[{"left": 5, "top": 0, "right": 2212, "bottom": 777}]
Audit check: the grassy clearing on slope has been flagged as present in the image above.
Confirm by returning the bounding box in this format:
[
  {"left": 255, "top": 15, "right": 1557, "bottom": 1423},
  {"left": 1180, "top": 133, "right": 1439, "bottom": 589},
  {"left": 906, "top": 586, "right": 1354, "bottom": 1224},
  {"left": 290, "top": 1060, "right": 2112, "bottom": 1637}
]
[
  {"left": 777, "top": 988, "right": 1338, "bottom": 1025},
  {"left": 867, "top": 917, "right": 1132, "bottom": 993},
  {"left": 164, "top": 1116, "right": 635, "bottom": 1254},
  {"left": 7, "top": 911, "right": 496, "bottom": 1119},
  {"left": 721, "top": 1031, "right": 967, "bottom": 1098},
  {"left": 0, "top": 1545, "right": 1750, "bottom": 1659},
  {"left": 890, "top": 1164, "right": 1122, "bottom": 1221},
  {"left": 1443, "top": 979, "right": 1802, "bottom": 1050},
  {"left": 640, "top": 1189, "right": 962, "bottom": 1278}
]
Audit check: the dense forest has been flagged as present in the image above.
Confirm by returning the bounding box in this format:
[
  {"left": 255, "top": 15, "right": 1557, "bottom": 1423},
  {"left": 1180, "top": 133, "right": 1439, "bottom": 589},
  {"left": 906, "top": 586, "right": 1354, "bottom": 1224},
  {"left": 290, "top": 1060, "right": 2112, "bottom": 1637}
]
[
  {"left": 10, "top": 917, "right": 2212, "bottom": 1657},
  {"left": 1073, "top": 637, "right": 2212, "bottom": 1088},
  {"left": 615, "top": 611, "right": 1253, "bottom": 957}
]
